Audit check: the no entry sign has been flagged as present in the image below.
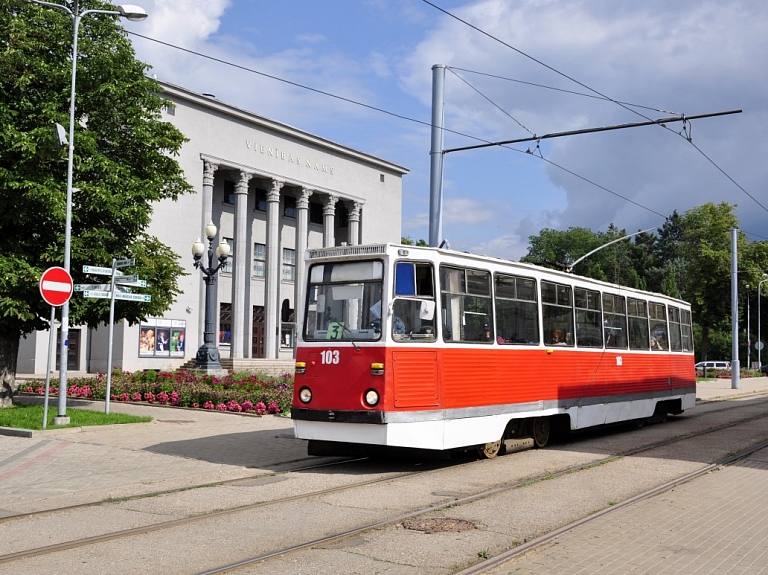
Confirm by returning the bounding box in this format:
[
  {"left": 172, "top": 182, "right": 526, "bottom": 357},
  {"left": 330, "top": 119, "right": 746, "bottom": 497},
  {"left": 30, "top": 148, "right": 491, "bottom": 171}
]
[{"left": 39, "top": 266, "right": 74, "bottom": 306}]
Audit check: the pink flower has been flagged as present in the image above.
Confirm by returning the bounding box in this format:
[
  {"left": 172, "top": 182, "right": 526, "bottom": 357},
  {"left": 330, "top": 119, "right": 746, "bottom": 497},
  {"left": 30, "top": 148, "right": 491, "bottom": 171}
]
[
  {"left": 36, "top": 386, "right": 44, "bottom": 394},
  {"left": 157, "top": 391, "right": 169, "bottom": 404},
  {"left": 216, "top": 403, "right": 227, "bottom": 411},
  {"left": 227, "top": 400, "right": 242, "bottom": 412},
  {"left": 119, "top": 393, "right": 130, "bottom": 402},
  {"left": 203, "top": 401, "right": 215, "bottom": 410},
  {"left": 191, "top": 403, "right": 199, "bottom": 409},
  {"left": 110, "top": 394, "right": 117, "bottom": 401},
  {"left": 131, "top": 392, "right": 142, "bottom": 402},
  {"left": 254, "top": 401, "right": 267, "bottom": 415},
  {"left": 170, "top": 391, "right": 180, "bottom": 406},
  {"left": 241, "top": 400, "right": 254, "bottom": 413},
  {"left": 144, "top": 392, "right": 156, "bottom": 403},
  {"left": 267, "top": 401, "right": 280, "bottom": 414}
]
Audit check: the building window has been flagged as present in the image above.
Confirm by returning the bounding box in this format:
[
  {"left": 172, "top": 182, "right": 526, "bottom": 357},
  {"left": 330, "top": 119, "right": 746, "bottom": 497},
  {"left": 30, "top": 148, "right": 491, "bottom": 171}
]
[
  {"left": 309, "top": 201, "right": 323, "bottom": 224},
  {"left": 284, "top": 196, "right": 296, "bottom": 218},
  {"left": 219, "top": 303, "right": 231, "bottom": 344},
  {"left": 223, "top": 180, "right": 235, "bottom": 204},
  {"left": 380, "top": 174, "right": 385, "bottom": 183},
  {"left": 282, "top": 248, "right": 296, "bottom": 282},
  {"left": 221, "top": 238, "right": 233, "bottom": 274},
  {"left": 254, "top": 189, "right": 267, "bottom": 212},
  {"left": 338, "top": 205, "right": 348, "bottom": 228},
  {"left": 163, "top": 101, "right": 176, "bottom": 116},
  {"left": 253, "top": 242, "right": 266, "bottom": 278}
]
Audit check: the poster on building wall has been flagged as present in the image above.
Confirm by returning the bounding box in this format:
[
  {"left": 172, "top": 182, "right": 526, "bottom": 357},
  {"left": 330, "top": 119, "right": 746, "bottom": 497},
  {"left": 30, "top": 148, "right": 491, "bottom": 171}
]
[{"left": 139, "top": 318, "right": 186, "bottom": 358}]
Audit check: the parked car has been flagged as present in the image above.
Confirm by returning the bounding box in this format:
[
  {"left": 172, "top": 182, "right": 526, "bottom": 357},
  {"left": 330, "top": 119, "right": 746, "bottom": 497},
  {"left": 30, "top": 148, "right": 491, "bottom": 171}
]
[
  {"left": 695, "top": 361, "right": 731, "bottom": 371},
  {"left": 762, "top": 364, "right": 768, "bottom": 376}
]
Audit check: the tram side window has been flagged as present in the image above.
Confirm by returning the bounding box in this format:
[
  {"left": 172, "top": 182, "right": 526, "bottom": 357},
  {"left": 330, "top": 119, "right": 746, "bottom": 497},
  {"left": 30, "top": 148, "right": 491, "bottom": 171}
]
[
  {"left": 668, "top": 306, "right": 683, "bottom": 352},
  {"left": 440, "top": 266, "right": 493, "bottom": 343},
  {"left": 542, "top": 281, "right": 574, "bottom": 346},
  {"left": 680, "top": 309, "right": 693, "bottom": 352},
  {"left": 603, "top": 293, "right": 628, "bottom": 349},
  {"left": 649, "top": 302, "right": 668, "bottom": 351},
  {"left": 627, "top": 297, "right": 650, "bottom": 350},
  {"left": 494, "top": 274, "right": 539, "bottom": 345},
  {"left": 392, "top": 262, "right": 436, "bottom": 342},
  {"left": 574, "top": 287, "right": 602, "bottom": 347}
]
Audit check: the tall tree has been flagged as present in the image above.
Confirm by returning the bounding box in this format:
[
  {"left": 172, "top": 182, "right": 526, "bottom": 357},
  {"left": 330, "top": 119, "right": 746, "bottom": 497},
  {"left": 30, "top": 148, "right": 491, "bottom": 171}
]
[
  {"left": 677, "top": 202, "right": 740, "bottom": 359},
  {"left": 0, "top": 1, "right": 192, "bottom": 385}
]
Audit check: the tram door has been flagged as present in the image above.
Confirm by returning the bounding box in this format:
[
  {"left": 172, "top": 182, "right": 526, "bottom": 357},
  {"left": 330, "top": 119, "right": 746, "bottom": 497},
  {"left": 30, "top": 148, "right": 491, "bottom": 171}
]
[
  {"left": 252, "top": 306, "right": 265, "bottom": 358},
  {"left": 55, "top": 328, "right": 81, "bottom": 371}
]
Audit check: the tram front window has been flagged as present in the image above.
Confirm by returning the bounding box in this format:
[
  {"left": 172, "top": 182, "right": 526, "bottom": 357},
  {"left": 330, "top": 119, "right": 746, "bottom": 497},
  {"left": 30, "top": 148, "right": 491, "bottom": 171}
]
[{"left": 304, "top": 260, "right": 383, "bottom": 341}]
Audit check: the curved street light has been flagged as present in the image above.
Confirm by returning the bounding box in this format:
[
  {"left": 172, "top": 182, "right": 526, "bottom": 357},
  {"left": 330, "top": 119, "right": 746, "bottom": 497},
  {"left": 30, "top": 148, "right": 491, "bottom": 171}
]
[
  {"left": 192, "top": 221, "right": 231, "bottom": 372},
  {"left": 22, "top": 0, "right": 147, "bottom": 424}
]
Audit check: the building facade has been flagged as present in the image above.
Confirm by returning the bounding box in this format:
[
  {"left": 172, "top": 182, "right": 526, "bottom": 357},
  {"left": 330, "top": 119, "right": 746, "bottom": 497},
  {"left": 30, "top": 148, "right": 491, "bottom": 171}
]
[{"left": 18, "top": 81, "right": 407, "bottom": 375}]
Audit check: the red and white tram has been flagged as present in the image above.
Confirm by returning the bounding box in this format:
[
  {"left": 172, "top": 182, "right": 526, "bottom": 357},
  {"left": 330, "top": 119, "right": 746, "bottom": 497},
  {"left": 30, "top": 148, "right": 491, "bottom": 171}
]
[{"left": 291, "top": 243, "right": 696, "bottom": 457}]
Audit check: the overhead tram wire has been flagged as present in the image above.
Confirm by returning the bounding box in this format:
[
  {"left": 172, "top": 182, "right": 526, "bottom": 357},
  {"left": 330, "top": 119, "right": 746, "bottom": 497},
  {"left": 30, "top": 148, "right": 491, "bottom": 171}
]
[
  {"left": 444, "top": 68, "right": 668, "bottom": 219},
  {"left": 127, "top": 31, "right": 669, "bottom": 223},
  {"left": 422, "top": 0, "right": 768, "bottom": 218}
]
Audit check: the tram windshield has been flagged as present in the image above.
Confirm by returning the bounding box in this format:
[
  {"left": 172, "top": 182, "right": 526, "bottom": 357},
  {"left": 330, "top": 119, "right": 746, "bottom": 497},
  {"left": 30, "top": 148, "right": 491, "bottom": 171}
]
[{"left": 303, "top": 260, "right": 383, "bottom": 341}]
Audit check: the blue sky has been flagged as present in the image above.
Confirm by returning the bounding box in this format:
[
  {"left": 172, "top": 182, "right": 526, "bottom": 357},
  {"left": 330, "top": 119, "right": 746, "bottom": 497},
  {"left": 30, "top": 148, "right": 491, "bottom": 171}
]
[{"left": 125, "top": 0, "right": 768, "bottom": 259}]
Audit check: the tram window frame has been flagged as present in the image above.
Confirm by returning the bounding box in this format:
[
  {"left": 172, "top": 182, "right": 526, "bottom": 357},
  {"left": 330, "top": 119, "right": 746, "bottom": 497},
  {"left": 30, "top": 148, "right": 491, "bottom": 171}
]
[
  {"left": 627, "top": 297, "right": 650, "bottom": 350},
  {"left": 302, "top": 260, "right": 384, "bottom": 342},
  {"left": 603, "top": 293, "right": 628, "bottom": 349},
  {"left": 574, "top": 287, "right": 603, "bottom": 348},
  {"left": 649, "top": 302, "right": 669, "bottom": 351},
  {"left": 542, "top": 281, "right": 574, "bottom": 346},
  {"left": 392, "top": 261, "right": 437, "bottom": 343},
  {"left": 668, "top": 305, "right": 683, "bottom": 352},
  {"left": 440, "top": 265, "right": 494, "bottom": 343},
  {"left": 494, "top": 273, "right": 539, "bottom": 345},
  {"left": 680, "top": 308, "right": 693, "bottom": 352}
]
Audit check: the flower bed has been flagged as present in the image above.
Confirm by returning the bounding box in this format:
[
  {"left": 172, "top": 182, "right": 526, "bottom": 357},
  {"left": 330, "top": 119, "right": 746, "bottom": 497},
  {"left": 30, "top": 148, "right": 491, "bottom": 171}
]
[{"left": 23, "top": 369, "right": 293, "bottom": 415}]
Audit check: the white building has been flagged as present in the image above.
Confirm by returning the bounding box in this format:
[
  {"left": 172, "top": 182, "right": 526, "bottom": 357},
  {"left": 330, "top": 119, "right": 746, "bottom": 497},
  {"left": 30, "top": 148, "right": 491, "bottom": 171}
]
[{"left": 18, "top": 81, "right": 407, "bottom": 375}]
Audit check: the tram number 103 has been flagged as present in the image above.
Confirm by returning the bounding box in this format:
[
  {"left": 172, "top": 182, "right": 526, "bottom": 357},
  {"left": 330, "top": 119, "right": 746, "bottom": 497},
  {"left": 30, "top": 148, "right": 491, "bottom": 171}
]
[{"left": 321, "top": 350, "right": 340, "bottom": 365}]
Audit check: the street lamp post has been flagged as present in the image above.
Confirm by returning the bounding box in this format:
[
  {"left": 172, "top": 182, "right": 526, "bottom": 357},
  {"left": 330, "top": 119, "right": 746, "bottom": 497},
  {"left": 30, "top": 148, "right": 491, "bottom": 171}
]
[
  {"left": 759, "top": 274, "right": 768, "bottom": 371},
  {"left": 23, "top": 0, "right": 147, "bottom": 424},
  {"left": 747, "top": 284, "right": 751, "bottom": 370},
  {"left": 191, "top": 221, "right": 231, "bottom": 372}
]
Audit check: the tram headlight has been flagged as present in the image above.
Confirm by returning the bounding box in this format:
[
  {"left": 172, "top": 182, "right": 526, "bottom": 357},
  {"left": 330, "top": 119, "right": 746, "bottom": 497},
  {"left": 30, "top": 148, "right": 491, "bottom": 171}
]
[
  {"left": 299, "top": 387, "right": 312, "bottom": 404},
  {"left": 364, "top": 389, "right": 379, "bottom": 407}
]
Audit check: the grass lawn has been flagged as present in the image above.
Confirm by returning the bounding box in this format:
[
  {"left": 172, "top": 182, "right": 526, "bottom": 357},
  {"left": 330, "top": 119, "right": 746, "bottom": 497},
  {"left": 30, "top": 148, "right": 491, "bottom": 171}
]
[{"left": 0, "top": 403, "right": 152, "bottom": 430}]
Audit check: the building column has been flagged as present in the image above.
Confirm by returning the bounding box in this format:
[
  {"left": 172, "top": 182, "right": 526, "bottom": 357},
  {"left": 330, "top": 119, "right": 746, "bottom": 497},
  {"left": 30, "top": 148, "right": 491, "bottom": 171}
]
[
  {"left": 323, "top": 194, "right": 338, "bottom": 247},
  {"left": 231, "top": 170, "right": 251, "bottom": 359},
  {"left": 294, "top": 188, "right": 313, "bottom": 347},
  {"left": 198, "top": 161, "right": 218, "bottom": 350},
  {"left": 348, "top": 201, "right": 362, "bottom": 245},
  {"left": 265, "top": 179, "right": 283, "bottom": 359}
]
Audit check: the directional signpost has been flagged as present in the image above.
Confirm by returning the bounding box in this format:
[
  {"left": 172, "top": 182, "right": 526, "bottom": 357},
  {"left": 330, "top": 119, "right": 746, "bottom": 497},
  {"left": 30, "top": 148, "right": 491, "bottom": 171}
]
[{"left": 81, "top": 259, "right": 150, "bottom": 414}]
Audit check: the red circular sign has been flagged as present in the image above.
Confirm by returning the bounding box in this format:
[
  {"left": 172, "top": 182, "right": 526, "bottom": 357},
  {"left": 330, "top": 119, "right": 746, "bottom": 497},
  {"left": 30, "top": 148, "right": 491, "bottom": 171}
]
[{"left": 39, "top": 266, "right": 74, "bottom": 306}]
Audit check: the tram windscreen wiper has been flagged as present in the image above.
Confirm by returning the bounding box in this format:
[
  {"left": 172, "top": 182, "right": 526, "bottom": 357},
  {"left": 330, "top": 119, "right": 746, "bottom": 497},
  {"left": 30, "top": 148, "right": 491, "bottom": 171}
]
[{"left": 342, "top": 326, "right": 361, "bottom": 351}]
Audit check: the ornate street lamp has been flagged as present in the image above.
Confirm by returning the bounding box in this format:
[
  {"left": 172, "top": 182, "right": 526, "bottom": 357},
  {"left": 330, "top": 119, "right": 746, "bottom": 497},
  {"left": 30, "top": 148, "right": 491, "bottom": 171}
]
[
  {"left": 21, "top": 0, "right": 147, "bottom": 424},
  {"left": 191, "top": 221, "right": 230, "bottom": 371}
]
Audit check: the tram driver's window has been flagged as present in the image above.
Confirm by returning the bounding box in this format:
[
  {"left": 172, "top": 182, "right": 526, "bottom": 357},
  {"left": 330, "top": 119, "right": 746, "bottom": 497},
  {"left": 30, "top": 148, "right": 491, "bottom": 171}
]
[
  {"left": 392, "top": 262, "right": 436, "bottom": 342},
  {"left": 542, "top": 281, "right": 574, "bottom": 346}
]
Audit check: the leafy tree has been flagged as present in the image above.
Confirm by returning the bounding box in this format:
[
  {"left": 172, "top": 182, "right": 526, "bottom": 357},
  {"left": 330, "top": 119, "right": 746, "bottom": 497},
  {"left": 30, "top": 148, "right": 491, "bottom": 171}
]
[
  {"left": 676, "top": 202, "right": 740, "bottom": 360},
  {"left": 401, "top": 236, "right": 428, "bottom": 246},
  {"left": 0, "top": 1, "right": 192, "bottom": 385}
]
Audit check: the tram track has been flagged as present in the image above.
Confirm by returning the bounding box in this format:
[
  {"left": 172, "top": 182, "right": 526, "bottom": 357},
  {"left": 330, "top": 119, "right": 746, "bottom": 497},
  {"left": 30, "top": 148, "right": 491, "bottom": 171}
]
[{"left": 3, "top": 395, "right": 767, "bottom": 573}]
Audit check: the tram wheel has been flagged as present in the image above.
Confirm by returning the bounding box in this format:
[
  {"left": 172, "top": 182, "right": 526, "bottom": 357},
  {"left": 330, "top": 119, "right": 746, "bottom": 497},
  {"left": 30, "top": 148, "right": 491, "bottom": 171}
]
[
  {"left": 478, "top": 439, "right": 502, "bottom": 459},
  {"left": 634, "top": 418, "right": 647, "bottom": 429},
  {"left": 531, "top": 417, "right": 551, "bottom": 448}
]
